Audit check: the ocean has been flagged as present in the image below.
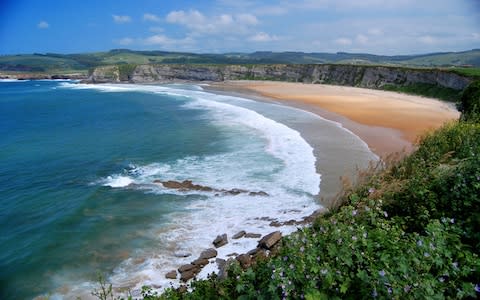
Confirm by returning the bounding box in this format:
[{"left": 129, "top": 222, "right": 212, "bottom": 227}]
[{"left": 0, "top": 80, "right": 375, "bottom": 299}]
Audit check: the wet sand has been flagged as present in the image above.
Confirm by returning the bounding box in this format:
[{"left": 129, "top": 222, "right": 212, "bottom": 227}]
[{"left": 208, "top": 81, "right": 460, "bottom": 158}]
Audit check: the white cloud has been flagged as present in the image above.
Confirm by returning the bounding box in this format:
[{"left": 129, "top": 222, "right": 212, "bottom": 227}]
[
  {"left": 249, "top": 32, "right": 279, "bottom": 42},
  {"left": 143, "top": 13, "right": 161, "bottom": 22},
  {"left": 418, "top": 35, "right": 437, "bottom": 44},
  {"left": 356, "top": 34, "right": 369, "bottom": 45},
  {"left": 149, "top": 27, "right": 164, "bottom": 33},
  {"left": 112, "top": 15, "right": 132, "bottom": 24},
  {"left": 116, "top": 37, "right": 134, "bottom": 45},
  {"left": 37, "top": 21, "right": 49, "bottom": 29},
  {"left": 236, "top": 13, "right": 259, "bottom": 25},
  {"left": 334, "top": 38, "right": 352, "bottom": 46},
  {"left": 142, "top": 34, "right": 194, "bottom": 47},
  {"left": 368, "top": 28, "right": 383, "bottom": 36},
  {"left": 166, "top": 10, "right": 258, "bottom": 36}
]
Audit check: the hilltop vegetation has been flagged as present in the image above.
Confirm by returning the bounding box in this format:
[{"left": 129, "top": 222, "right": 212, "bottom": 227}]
[{"left": 1, "top": 49, "right": 480, "bottom": 74}]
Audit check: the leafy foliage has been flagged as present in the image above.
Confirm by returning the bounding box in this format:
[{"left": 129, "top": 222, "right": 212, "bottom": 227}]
[
  {"left": 382, "top": 83, "right": 461, "bottom": 102},
  {"left": 458, "top": 80, "right": 480, "bottom": 121}
]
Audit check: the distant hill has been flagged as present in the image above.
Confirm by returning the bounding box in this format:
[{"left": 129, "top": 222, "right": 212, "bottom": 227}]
[{"left": 1, "top": 49, "right": 479, "bottom": 73}]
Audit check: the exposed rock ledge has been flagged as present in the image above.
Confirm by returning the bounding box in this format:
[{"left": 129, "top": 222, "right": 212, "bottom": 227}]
[
  {"left": 83, "top": 64, "right": 472, "bottom": 91},
  {"left": 153, "top": 180, "right": 269, "bottom": 197}
]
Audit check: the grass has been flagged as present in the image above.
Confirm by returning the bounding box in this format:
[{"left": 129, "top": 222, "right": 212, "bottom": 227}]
[{"left": 381, "top": 83, "right": 462, "bottom": 102}]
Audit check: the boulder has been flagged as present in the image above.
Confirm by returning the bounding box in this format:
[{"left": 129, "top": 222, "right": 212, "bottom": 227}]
[
  {"left": 180, "top": 270, "right": 196, "bottom": 282},
  {"left": 213, "top": 234, "right": 228, "bottom": 248},
  {"left": 258, "top": 231, "right": 282, "bottom": 249},
  {"left": 232, "top": 230, "right": 246, "bottom": 239},
  {"left": 192, "top": 258, "right": 209, "bottom": 267},
  {"left": 249, "top": 191, "right": 269, "bottom": 196},
  {"left": 165, "top": 270, "right": 177, "bottom": 279},
  {"left": 177, "top": 285, "right": 188, "bottom": 293},
  {"left": 244, "top": 233, "right": 262, "bottom": 238},
  {"left": 236, "top": 254, "right": 252, "bottom": 269},
  {"left": 200, "top": 248, "right": 218, "bottom": 259},
  {"left": 174, "top": 251, "right": 191, "bottom": 258},
  {"left": 178, "top": 263, "right": 196, "bottom": 273}
]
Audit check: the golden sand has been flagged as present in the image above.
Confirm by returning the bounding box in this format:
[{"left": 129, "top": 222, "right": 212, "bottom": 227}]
[{"left": 211, "top": 81, "right": 460, "bottom": 157}]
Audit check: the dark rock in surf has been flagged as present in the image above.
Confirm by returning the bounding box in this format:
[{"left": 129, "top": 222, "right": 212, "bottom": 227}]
[
  {"left": 199, "top": 248, "right": 218, "bottom": 259},
  {"left": 213, "top": 234, "right": 228, "bottom": 248},
  {"left": 232, "top": 230, "right": 246, "bottom": 239},
  {"left": 258, "top": 231, "right": 282, "bottom": 249},
  {"left": 165, "top": 270, "right": 177, "bottom": 279}
]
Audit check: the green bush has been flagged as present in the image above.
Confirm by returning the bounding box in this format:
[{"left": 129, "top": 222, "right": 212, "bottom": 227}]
[
  {"left": 117, "top": 64, "right": 137, "bottom": 81},
  {"left": 458, "top": 80, "right": 480, "bottom": 121}
]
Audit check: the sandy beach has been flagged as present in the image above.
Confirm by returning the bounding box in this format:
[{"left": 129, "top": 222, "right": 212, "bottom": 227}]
[{"left": 209, "top": 81, "right": 460, "bottom": 158}]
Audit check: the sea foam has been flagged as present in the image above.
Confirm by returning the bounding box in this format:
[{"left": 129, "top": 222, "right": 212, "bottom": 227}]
[{"left": 58, "top": 82, "right": 323, "bottom": 297}]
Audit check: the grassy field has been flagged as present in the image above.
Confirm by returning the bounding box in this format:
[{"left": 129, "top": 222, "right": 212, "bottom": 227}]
[{"left": 1, "top": 49, "right": 480, "bottom": 73}]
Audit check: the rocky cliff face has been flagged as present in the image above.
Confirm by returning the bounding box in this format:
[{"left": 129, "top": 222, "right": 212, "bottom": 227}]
[
  {"left": 88, "top": 66, "right": 121, "bottom": 83},
  {"left": 86, "top": 64, "right": 473, "bottom": 91}
]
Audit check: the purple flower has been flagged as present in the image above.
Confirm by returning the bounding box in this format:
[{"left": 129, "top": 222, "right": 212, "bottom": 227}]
[
  {"left": 352, "top": 210, "right": 358, "bottom": 216},
  {"left": 475, "top": 283, "right": 480, "bottom": 293},
  {"left": 300, "top": 246, "right": 305, "bottom": 253},
  {"left": 283, "top": 256, "right": 288, "bottom": 261},
  {"left": 404, "top": 285, "right": 411, "bottom": 292},
  {"left": 417, "top": 239, "right": 423, "bottom": 247},
  {"left": 372, "top": 289, "right": 378, "bottom": 298},
  {"left": 379, "top": 270, "right": 386, "bottom": 277},
  {"left": 387, "top": 287, "right": 392, "bottom": 294},
  {"left": 450, "top": 218, "right": 455, "bottom": 224},
  {"left": 368, "top": 188, "right": 375, "bottom": 194},
  {"left": 383, "top": 211, "right": 388, "bottom": 217}
]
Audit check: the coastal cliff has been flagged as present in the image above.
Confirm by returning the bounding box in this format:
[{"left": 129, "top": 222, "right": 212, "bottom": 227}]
[{"left": 85, "top": 64, "right": 473, "bottom": 92}]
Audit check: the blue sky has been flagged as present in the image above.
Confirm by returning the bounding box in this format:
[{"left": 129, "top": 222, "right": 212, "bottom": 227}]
[{"left": 0, "top": 0, "right": 479, "bottom": 55}]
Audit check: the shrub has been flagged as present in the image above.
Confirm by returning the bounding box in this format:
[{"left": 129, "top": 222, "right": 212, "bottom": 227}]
[{"left": 458, "top": 80, "right": 480, "bottom": 121}]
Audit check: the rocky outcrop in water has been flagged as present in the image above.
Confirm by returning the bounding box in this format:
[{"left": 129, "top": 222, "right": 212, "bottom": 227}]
[
  {"left": 85, "top": 64, "right": 473, "bottom": 91},
  {"left": 153, "top": 180, "right": 269, "bottom": 197}
]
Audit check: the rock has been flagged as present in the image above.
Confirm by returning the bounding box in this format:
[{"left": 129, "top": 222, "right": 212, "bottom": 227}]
[
  {"left": 178, "top": 264, "right": 196, "bottom": 273},
  {"left": 244, "top": 233, "right": 262, "bottom": 238},
  {"left": 247, "top": 248, "right": 259, "bottom": 256},
  {"left": 180, "top": 270, "right": 196, "bottom": 282},
  {"left": 200, "top": 248, "right": 218, "bottom": 259},
  {"left": 232, "top": 230, "right": 246, "bottom": 239},
  {"left": 253, "top": 249, "right": 268, "bottom": 261},
  {"left": 236, "top": 254, "right": 252, "bottom": 269},
  {"left": 269, "top": 221, "right": 282, "bottom": 227},
  {"left": 213, "top": 234, "right": 228, "bottom": 248},
  {"left": 258, "top": 231, "right": 282, "bottom": 249},
  {"left": 177, "top": 285, "right": 188, "bottom": 293},
  {"left": 88, "top": 64, "right": 472, "bottom": 93},
  {"left": 216, "top": 258, "right": 226, "bottom": 268},
  {"left": 165, "top": 270, "right": 177, "bottom": 279},
  {"left": 192, "top": 258, "right": 209, "bottom": 267},
  {"left": 227, "top": 252, "right": 238, "bottom": 257},
  {"left": 218, "top": 258, "right": 235, "bottom": 280},
  {"left": 173, "top": 251, "right": 191, "bottom": 258},
  {"left": 248, "top": 191, "right": 269, "bottom": 196}
]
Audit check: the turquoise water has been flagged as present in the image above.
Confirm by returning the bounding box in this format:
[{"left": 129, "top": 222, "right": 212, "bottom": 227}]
[{"left": 0, "top": 81, "right": 323, "bottom": 299}]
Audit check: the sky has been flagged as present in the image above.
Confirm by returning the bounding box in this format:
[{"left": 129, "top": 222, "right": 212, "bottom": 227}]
[{"left": 0, "top": 0, "right": 479, "bottom": 55}]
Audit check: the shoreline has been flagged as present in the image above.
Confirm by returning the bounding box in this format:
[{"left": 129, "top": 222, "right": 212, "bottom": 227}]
[{"left": 206, "top": 80, "right": 460, "bottom": 159}]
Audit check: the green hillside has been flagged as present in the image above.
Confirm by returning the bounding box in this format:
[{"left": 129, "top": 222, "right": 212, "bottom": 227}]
[{"left": 1, "top": 49, "right": 480, "bottom": 74}]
